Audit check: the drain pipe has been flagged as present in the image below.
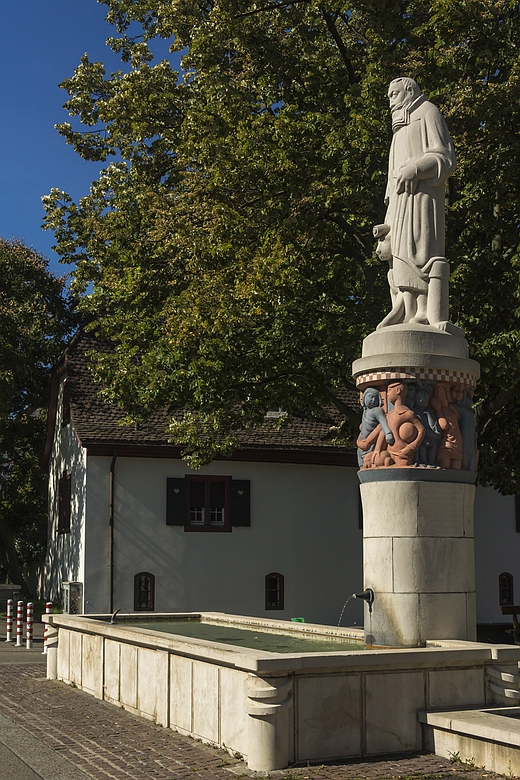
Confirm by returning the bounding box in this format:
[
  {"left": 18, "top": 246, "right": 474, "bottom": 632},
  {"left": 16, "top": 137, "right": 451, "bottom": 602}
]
[{"left": 108, "top": 447, "right": 118, "bottom": 613}]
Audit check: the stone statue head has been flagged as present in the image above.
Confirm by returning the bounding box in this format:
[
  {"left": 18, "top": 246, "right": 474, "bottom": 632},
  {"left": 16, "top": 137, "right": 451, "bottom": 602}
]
[
  {"left": 388, "top": 78, "right": 421, "bottom": 113},
  {"left": 362, "top": 387, "right": 382, "bottom": 410}
]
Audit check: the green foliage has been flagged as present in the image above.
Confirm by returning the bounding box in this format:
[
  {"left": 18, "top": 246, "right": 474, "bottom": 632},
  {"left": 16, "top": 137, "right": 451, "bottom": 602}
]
[
  {"left": 44, "top": 1, "right": 520, "bottom": 490},
  {"left": 0, "top": 239, "right": 72, "bottom": 592}
]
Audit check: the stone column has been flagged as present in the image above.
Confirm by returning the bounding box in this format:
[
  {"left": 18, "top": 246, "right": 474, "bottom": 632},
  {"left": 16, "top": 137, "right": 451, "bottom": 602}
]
[
  {"left": 244, "top": 674, "right": 293, "bottom": 771},
  {"left": 353, "top": 325, "right": 480, "bottom": 647}
]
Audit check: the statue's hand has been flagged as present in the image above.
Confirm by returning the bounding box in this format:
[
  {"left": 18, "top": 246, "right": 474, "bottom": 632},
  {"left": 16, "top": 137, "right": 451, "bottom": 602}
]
[
  {"left": 396, "top": 163, "right": 418, "bottom": 195},
  {"left": 385, "top": 432, "right": 395, "bottom": 444}
]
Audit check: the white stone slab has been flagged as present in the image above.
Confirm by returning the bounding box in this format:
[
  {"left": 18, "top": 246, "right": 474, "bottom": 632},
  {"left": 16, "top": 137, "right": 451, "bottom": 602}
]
[
  {"left": 365, "top": 592, "right": 419, "bottom": 647},
  {"left": 81, "top": 633, "right": 103, "bottom": 698},
  {"left": 57, "top": 627, "right": 70, "bottom": 682},
  {"left": 417, "top": 482, "right": 466, "bottom": 537},
  {"left": 156, "top": 651, "right": 169, "bottom": 727},
  {"left": 361, "top": 482, "right": 419, "bottom": 537},
  {"left": 462, "top": 484, "right": 475, "bottom": 537},
  {"left": 393, "top": 537, "right": 474, "bottom": 593},
  {"left": 219, "top": 667, "right": 249, "bottom": 757},
  {"left": 417, "top": 593, "right": 468, "bottom": 641},
  {"left": 428, "top": 668, "right": 485, "bottom": 708},
  {"left": 137, "top": 647, "right": 159, "bottom": 719},
  {"left": 120, "top": 643, "right": 138, "bottom": 709},
  {"left": 170, "top": 655, "right": 192, "bottom": 733},
  {"left": 69, "top": 630, "right": 82, "bottom": 687},
  {"left": 192, "top": 660, "right": 220, "bottom": 743},
  {"left": 363, "top": 537, "right": 393, "bottom": 592},
  {"left": 296, "top": 674, "right": 361, "bottom": 761},
  {"left": 366, "top": 671, "right": 425, "bottom": 753},
  {"left": 103, "top": 639, "right": 120, "bottom": 702}
]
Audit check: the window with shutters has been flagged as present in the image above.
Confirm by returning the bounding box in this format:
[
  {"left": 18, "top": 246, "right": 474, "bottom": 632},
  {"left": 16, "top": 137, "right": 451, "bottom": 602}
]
[
  {"left": 134, "top": 572, "right": 155, "bottom": 611},
  {"left": 265, "top": 572, "right": 284, "bottom": 610},
  {"left": 58, "top": 472, "right": 71, "bottom": 534},
  {"left": 186, "top": 476, "right": 230, "bottom": 531},
  {"left": 166, "top": 476, "right": 250, "bottom": 531},
  {"left": 499, "top": 572, "right": 514, "bottom": 606}
]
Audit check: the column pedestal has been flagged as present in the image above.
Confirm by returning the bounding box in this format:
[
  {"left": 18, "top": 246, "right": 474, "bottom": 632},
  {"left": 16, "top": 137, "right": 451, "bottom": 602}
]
[
  {"left": 360, "top": 473, "right": 476, "bottom": 646},
  {"left": 353, "top": 323, "right": 480, "bottom": 648}
]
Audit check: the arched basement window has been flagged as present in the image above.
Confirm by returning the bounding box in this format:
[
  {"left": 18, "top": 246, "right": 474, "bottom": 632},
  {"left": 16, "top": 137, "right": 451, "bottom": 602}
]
[
  {"left": 134, "top": 572, "right": 155, "bottom": 611},
  {"left": 265, "top": 573, "right": 284, "bottom": 611},
  {"left": 499, "top": 572, "right": 514, "bottom": 607}
]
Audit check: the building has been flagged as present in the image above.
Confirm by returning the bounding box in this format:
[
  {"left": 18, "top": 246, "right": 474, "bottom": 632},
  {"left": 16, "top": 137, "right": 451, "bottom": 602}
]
[{"left": 42, "top": 333, "right": 520, "bottom": 630}]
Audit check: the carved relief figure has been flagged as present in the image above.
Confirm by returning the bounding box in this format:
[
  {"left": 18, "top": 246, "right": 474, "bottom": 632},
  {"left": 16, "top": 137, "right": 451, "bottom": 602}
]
[
  {"left": 357, "top": 387, "right": 394, "bottom": 467},
  {"left": 412, "top": 385, "right": 441, "bottom": 466},
  {"left": 375, "top": 77, "right": 457, "bottom": 330},
  {"left": 369, "top": 382, "right": 425, "bottom": 467},
  {"left": 429, "top": 384, "right": 463, "bottom": 469},
  {"left": 453, "top": 387, "right": 477, "bottom": 472}
]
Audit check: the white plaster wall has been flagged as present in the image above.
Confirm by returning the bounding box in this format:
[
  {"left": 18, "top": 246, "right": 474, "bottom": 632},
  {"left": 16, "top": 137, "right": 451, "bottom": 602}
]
[
  {"left": 84, "top": 456, "right": 364, "bottom": 626},
  {"left": 43, "top": 380, "right": 87, "bottom": 603},
  {"left": 474, "top": 487, "right": 519, "bottom": 623}
]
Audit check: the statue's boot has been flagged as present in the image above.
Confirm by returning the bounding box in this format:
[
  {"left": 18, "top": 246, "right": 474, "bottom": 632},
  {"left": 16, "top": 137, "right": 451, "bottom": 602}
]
[
  {"left": 409, "top": 293, "right": 428, "bottom": 325},
  {"left": 376, "top": 292, "right": 405, "bottom": 329},
  {"left": 425, "top": 257, "right": 465, "bottom": 335}
]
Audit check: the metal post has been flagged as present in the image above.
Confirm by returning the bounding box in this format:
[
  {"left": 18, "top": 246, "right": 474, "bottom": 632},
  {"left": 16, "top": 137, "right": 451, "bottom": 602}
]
[
  {"left": 42, "top": 601, "right": 52, "bottom": 654},
  {"left": 15, "top": 600, "right": 23, "bottom": 647},
  {"left": 5, "top": 599, "right": 13, "bottom": 642},
  {"left": 26, "top": 602, "right": 33, "bottom": 649}
]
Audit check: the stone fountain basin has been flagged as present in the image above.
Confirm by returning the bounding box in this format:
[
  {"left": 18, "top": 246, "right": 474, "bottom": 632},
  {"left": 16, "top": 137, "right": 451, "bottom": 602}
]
[
  {"left": 420, "top": 706, "right": 520, "bottom": 774},
  {"left": 44, "top": 612, "right": 520, "bottom": 771}
]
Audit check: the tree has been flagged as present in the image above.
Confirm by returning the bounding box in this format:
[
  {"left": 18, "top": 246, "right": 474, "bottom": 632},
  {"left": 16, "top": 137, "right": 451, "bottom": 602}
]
[
  {"left": 43, "top": 0, "right": 520, "bottom": 490},
  {"left": 0, "top": 239, "right": 71, "bottom": 594}
]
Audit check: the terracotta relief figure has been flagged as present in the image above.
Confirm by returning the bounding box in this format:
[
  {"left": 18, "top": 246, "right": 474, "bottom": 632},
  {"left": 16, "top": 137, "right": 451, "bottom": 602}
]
[
  {"left": 412, "top": 385, "right": 441, "bottom": 466},
  {"left": 368, "top": 382, "right": 425, "bottom": 467},
  {"left": 357, "top": 387, "right": 394, "bottom": 467},
  {"left": 453, "top": 388, "right": 477, "bottom": 472},
  {"left": 429, "top": 384, "right": 463, "bottom": 469}
]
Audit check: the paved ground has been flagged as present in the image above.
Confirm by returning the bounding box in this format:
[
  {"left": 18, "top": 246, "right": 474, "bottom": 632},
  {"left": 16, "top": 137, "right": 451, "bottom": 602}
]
[{"left": 0, "top": 625, "right": 510, "bottom": 780}]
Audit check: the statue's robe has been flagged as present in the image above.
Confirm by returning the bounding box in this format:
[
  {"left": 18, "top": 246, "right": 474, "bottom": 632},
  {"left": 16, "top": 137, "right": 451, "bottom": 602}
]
[{"left": 384, "top": 95, "right": 457, "bottom": 292}]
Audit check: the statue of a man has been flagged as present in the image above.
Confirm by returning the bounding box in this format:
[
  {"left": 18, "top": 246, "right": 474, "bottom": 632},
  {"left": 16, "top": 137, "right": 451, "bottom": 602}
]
[{"left": 375, "top": 78, "right": 457, "bottom": 329}]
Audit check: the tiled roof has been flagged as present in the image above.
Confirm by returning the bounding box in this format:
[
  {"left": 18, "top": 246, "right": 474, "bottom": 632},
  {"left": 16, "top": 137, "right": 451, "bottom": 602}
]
[{"left": 63, "top": 332, "right": 358, "bottom": 456}]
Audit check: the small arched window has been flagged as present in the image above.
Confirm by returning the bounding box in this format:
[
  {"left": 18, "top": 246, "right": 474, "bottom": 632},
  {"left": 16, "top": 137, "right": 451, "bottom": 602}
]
[
  {"left": 134, "top": 572, "right": 155, "bottom": 611},
  {"left": 499, "top": 572, "right": 514, "bottom": 607},
  {"left": 265, "top": 572, "right": 284, "bottom": 611}
]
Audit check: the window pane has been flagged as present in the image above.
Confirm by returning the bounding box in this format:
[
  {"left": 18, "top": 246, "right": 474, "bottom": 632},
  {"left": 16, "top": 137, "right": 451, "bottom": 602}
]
[
  {"left": 210, "top": 507, "right": 225, "bottom": 525},
  {"left": 135, "top": 574, "right": 153, "bottom": 610},
  {"left": 189, "top": 481, "right": 205, "bottom": 507},
  {"left": 190, "top": 507, "right": 205, "bottom": 525},
  {"left": 210, "top": 481, "right": 225, "bottom": 508}
]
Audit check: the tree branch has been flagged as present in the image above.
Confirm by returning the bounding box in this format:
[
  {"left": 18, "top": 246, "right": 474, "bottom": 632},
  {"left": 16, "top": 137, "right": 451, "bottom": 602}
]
[{"left": 319, "top": 8, "right": 357, "bottom": 85}]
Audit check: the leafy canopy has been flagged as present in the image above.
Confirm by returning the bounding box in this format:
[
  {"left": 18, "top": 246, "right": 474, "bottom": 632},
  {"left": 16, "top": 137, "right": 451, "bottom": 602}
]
[
  {"left": 0, "top": 239, "right": 72, "bottom": 592},
  {"left": 44, "top": 0, "right": 520, "bottom": 491}
]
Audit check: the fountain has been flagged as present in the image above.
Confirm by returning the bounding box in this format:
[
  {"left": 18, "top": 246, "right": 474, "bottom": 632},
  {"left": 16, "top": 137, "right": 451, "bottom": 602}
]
[{"left": 43, "top": 78, "right": 520, "bottom": 773}]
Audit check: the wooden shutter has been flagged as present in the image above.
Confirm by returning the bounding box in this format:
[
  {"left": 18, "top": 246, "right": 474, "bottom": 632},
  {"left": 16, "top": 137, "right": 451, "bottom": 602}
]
[
  {"left": 166, "top": 478, "right": 187, "bottom": 525},
  {"left": 231, "top": 480, "right": 250, "bottom": 526}
]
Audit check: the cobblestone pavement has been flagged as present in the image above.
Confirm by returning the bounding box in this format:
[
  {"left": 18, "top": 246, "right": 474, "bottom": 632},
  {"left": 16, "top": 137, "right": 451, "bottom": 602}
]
[{"left": 0, "top": 664, "right": 508, "bottom": 780}]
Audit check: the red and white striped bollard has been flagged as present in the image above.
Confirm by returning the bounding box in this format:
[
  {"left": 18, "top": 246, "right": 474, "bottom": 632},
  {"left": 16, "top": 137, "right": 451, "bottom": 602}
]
[
  {"left": 15, "top": 600, "right": 23, "bottom": 647},
  {"left": 42, "top": 601, "right": 52, "bottom": 654},
  {"left": 5, "top": 599, "right": 13, "bottom": 642},
  {"left": 26, "top": 602, "right": 33, "bottom": 650}
]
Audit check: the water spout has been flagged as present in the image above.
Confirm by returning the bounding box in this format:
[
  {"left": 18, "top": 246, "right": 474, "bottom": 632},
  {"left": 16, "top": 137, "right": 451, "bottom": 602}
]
[{"left": 354, "top": 588, "right": 375, "bottom": 613}]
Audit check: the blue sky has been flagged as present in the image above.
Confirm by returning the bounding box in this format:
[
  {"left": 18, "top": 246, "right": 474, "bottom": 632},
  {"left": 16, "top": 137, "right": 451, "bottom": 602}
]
[{"left": 0, "top": 1, "right": 177, "bottom": 279}]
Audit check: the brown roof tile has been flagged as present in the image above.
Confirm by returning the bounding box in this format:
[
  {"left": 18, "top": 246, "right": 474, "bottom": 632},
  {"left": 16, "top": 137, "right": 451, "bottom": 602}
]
[{"left": 64, "top": 333, "right": 358, "bottom": 457}]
